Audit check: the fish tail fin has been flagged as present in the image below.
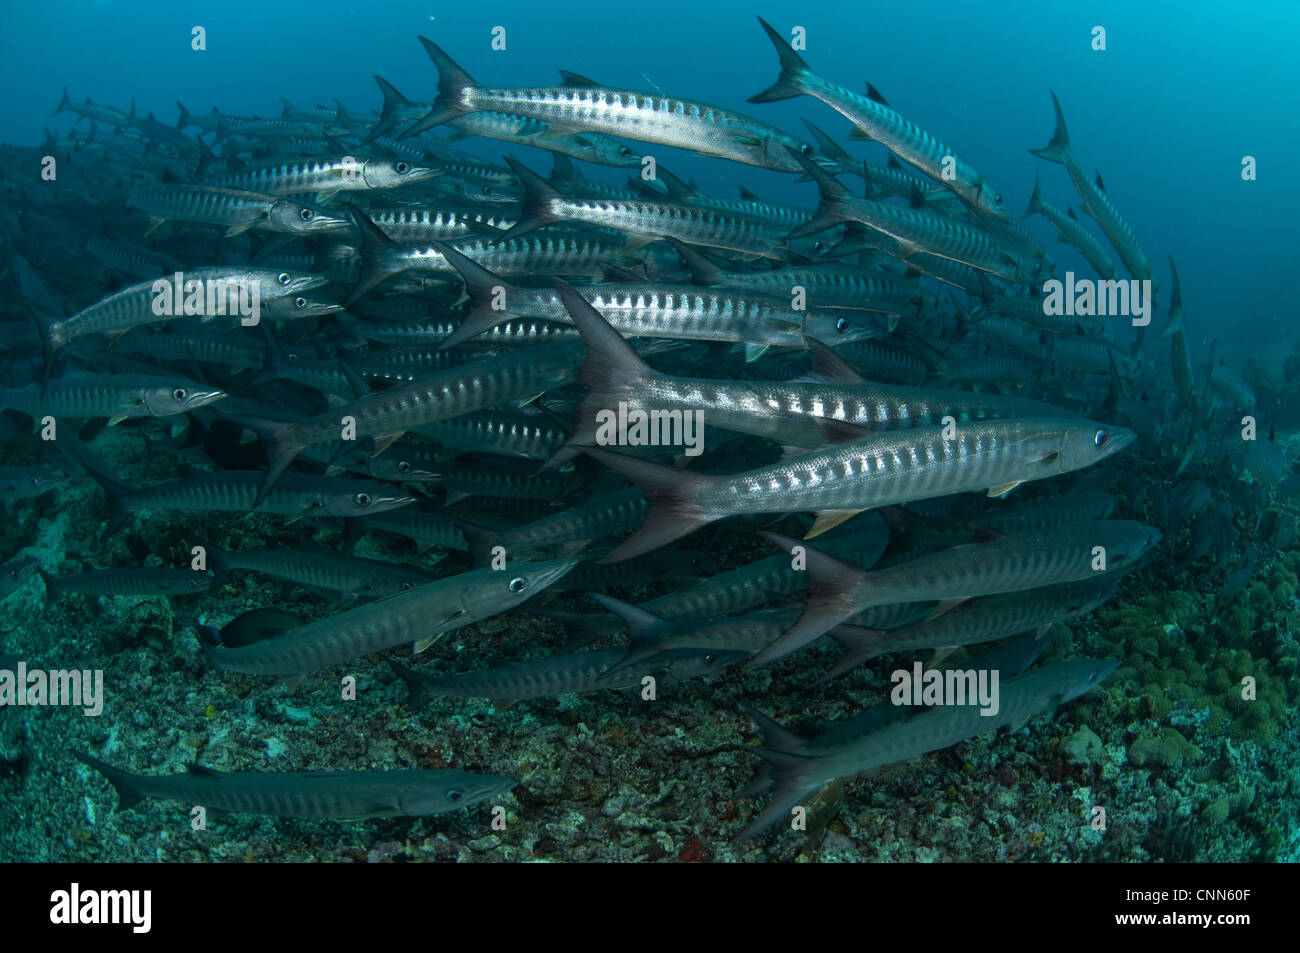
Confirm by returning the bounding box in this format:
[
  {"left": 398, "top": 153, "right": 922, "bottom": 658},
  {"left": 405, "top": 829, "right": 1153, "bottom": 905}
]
[
  {"left": 54, "top": 87, "right": 72, "bottom": 116},
  {"left": 80, "top": 459, "right": 136, "bottom": 538},
  {"left": 36, "top": 568, "right": 61, "bottom": 607},
  {"left": 748, "top": 17, "right": 812, "bottom": 104},
  {"left": 783, "top": 147, "right": 852, "bottom": 239},
  {"left": 495, "top": 157, "right": 562, "bottom": 243},
  {"left": 1161, "top": 256, "right": 1183, "bottom": 340},
  {"left": 345, "top": 204, "right": 398, "bottom": 304},
  {"left": 587, "top": 593, "right": 671, "bottom": 677},
  {"left": 74, "top": 750, "right": 146, "bottom": 811},
  {"left": 1021, "top": 170, "right": 1045, "bottom": 221},
  {"left": 432, "top": 242, "right": 520, "bottom": 349},
  {"left": 1029, "top": 91, "right": 1072, "bottom": 166},
  {"left": 541, "top": 279, "right": 652, "bottom": 471},
  {"left": 819, "top": 624, "right": 887, "bottom": 682},
  {"left": 746, "top": 532, "right": 865, "bottom": 667},
  {"left": 32, "top": 309, "right": 60, "bottom": 396},
  {"left": 366, "top": 75, "right": 410, "bottom": 144},
  {"left": 201, "top": 541, "right": 231, "bottom": 587},
  {"left": 400, "top": 36, "right": 476, "bottom": 138},
  {"left": 449, "top": 517, "right": 501, "bottom": 568},
  {"left": 194, "top": 135, "right": 218, "bottom": 177},
  {"left": 386, "top": 660, "right": 442, "bottom": 711},
  {"left": 734, "top": 745, "right": 822, "bottom": 840},
  {"left": 579, "top": 448, "right": 717, "bottom": 562},
  {"left": 222, "top": 414, "right": 303, "bottom": 509}
]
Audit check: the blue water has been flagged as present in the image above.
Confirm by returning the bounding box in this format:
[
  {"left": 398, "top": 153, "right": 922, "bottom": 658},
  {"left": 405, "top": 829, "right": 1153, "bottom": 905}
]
[{"left": 3, "top": 0, "right": 1295, "bottom": 364}]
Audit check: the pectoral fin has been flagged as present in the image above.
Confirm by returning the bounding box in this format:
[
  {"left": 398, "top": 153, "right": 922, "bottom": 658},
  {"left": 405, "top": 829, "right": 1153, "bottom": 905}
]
[{"left": 806, "top": 508, "right": 865, "bottom": 538}]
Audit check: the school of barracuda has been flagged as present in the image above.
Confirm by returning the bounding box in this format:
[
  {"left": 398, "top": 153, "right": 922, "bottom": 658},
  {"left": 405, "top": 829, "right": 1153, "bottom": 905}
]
[{"left": 3, "top": 18, "right": 1259, "bottom": 851}]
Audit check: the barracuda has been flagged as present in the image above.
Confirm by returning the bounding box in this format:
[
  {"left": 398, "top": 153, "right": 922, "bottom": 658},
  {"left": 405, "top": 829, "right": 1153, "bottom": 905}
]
[
  {"left": 549, "top": 281, "right": 1066, "bottom": 460},
  {"left": 39, "top": 566, "right": 212, "bottom": 603},
  {"left": 128, "top": 183, "right": 350, "bottom": 236},
  {"left": 198, "top": 558, "right": 576, "bottom": 675},
  {"left": 85, "top": 469, "right": 416, "bottom": 535},
  {"left": 735, "top": 656, "right": 1118, "bottom": 836},
  {"left": 501, "top": 157, "right": 789, "bottom": 259},
  {"left": 755, "top": 520, "right": 1160, "bottom": 664},
  {"left": 205, "top": 545, "right": 433, "bottom": 599},
  {"left": 1030, "top": 93, "right": 1154, "bottom": 286},
  {"left": 210, "top": 155, "right": 441, "bottom": 194},
  {"left": 584, "top": 416, "right": 1136, "bottom": 562},
  {"left": 229, "top": 342, "right": 581, "bottom": 508},
  {"left": 1023, "top": 172, "right": 1117, "bottom": 280},
  {"left": 446, "top": 110, "right": 644, "bottom": 168},
  {"left": 0, "top": 374, "right": 226, "bottom": 423},
  {"left": 347, "top": 208, "right": 628, "bottom": 302},
  {"left": 437, "top": 246, "right": 871, "bottom": 355},
  {"left": 406, "top": 36, "right": 820, "bottom": 173},
  {"left": 822, "top": 580, "right": 1118, "bottom": 680},
  {"left": 45, "top": 268, "right": 327, "bottom": 352},
  {"left": 666, "top": 238, "right": 935, "bottom": 318},
  {"left": 788, "top": 151, "right": 1043, "bottom": 283},
  {"left": 76, "top": 751, "right": 516, "bottom": 819},
  {"left": 750, "top": 18, "right": 1008, "bottom": 220}
]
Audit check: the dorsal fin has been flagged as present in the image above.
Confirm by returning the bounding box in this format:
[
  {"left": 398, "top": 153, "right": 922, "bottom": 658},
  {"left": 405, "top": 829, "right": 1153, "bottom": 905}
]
[
  {"left": 653, "top": 165, "right": 697, "bottom": 202},
  {"left": 663, "top": 236, "right": 723, "bottom": 285},
  {"left": 1094, "top": 171, "right": 1107, "bottom": 192},
  {"left": 558, "top": 70, "right": 601, "bottom": 87},
  {"left": 865, "top": 82, "right": 890, "bottom": 106},
  {"left": 739, "top": 186, "right": 759, "bottom": 200},
  {"left": 585, "top": 593, "right": 667, "bottom": 641}
]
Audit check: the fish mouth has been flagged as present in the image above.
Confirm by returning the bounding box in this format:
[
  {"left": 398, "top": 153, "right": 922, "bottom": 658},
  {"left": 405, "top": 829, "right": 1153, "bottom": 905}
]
[
  {"left": 191, "top": 389, "right": 229, "bottom": 407},
  {"left": 522, "top": 558, "right": 582, "bottom": 593},
  {"left": 1103, "top": 426, "right": 1138, "bottom": 456},
  {"left": 283, "top": 273, "right": 330, "bottom": 294},
  {"left": 486, "top": 775, "right": 520, "bottom": 798},
  {"left": 367, "top": 495, "right": 419, "bottom": 514}
]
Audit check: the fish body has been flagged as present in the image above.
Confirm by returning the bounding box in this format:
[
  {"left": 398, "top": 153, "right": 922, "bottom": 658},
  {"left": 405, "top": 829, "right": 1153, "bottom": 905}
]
[
  {"left": 199, "top": 558, "right": 576, "bottom": 676},
  {"left": 409, "top": 37, "right": 818, "bottom": 173},
  {"left": 76, "top": 751, "right": 515, "bottom": 819},
  {"left": 750, "top": 18, "right": 1007, "bottom": 219}
]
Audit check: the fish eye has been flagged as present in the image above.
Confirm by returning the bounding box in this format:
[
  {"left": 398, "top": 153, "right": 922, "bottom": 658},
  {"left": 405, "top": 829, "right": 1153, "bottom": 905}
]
[
  {"left": 835, "top": 317, "right": 850, "bottom": 333},
  {"left": 1094, "top": 429, "right": 1108, "bottom": 448},
  {"left": 813, "top": 240, "right": 825, "bottom": 251},
  {"left": 277, "top": 272, "right": 291, "bottom": 285},
  {"left": 483, "top": 186, "right": 493, "bottom": 195},
  {"left": 801, "top": 143, "right": 813, "bottom": 155},
  {"left": 508, "top": 576, "right": 527, "bottom": 593},
  {"left": 704, "top": 654, "right": 717, "bottom": 664},
  {"left": 619, "top": 147, "right": 632, "bottom": 158},
  {"left": 294, "top": 296, "right": 307, "bottom": 308},
  {"left": 299, "top": 207, "right": 314, "bottom": 221},
  {"left": 397, "top": 461, "right": 411, "bottom": 473},
  {"left": 446, "top": 789, "right": 463, "bottom": 801},
  {"left": 400, "top": 581, "right": 414, "bottom": 591},
  {"left": 172, "top": 388, "right": 187, "bottom": 400},
  {"left": 395, "top": 162, "right": 410, "bottom": 174},
  {"left": 354, "top": 492, "right": 372, "bottom": 506}
]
